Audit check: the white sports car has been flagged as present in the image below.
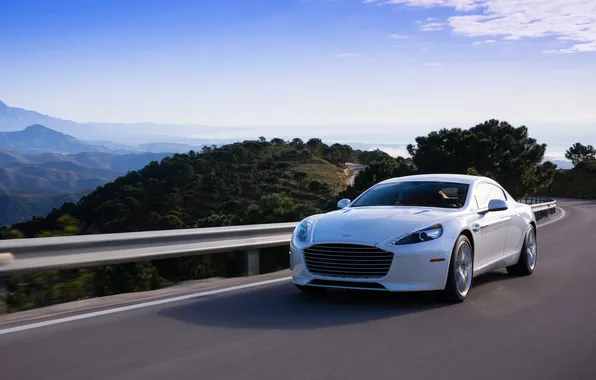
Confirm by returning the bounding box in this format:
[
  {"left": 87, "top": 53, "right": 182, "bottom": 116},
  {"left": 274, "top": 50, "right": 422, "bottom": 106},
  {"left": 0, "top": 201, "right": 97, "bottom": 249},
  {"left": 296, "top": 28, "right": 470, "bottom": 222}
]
[{"left": 290, "top": 174, "right": 538, "bottom": 302}]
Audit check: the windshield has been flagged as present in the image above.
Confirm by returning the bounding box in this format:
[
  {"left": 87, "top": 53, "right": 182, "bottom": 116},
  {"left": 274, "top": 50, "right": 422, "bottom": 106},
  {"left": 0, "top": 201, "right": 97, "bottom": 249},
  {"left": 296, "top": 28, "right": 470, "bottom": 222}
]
[{"left": 350, "top": 181, "right": 469, "bottom": 209}]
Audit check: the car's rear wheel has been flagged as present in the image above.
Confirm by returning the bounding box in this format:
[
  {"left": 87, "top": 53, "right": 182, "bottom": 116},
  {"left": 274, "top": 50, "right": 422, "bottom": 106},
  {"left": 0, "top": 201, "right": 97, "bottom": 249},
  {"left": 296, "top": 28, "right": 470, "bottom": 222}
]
[
  {"left": 441, "top": 234, "right": 474, "bottom": 303},
  {"left": 506, "top": 224, "right": 537, "bottom": 276},
  {"left": 295, "top": 284, "right": 326, "bottom": 295}
]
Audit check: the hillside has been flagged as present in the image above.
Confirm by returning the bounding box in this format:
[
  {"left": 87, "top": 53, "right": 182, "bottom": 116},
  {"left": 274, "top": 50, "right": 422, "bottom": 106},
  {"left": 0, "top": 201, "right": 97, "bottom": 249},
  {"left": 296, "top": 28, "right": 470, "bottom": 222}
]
[
  {"left": 0, "top": 191, "right": 84, "bottom": 226},
  {"left": 0, "top": 149, "right": 172, "bottom": 193},
  {"left": 4, "top": 139, "right": 349, "bottom": 236},
  {"left": 0, "top": 149, "right": 173, "bottom": 226},
  {"left": 536, "top": 160, "right": 596, "bottom": 199}
]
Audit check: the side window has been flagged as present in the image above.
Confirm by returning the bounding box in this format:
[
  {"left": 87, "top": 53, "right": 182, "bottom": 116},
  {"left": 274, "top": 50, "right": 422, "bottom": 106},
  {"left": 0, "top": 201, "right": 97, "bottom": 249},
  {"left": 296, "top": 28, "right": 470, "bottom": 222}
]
[
  {"left": 474, "top": 183, "right": 492, "bottom": 209},
  {"left": 488, "top": 184, "right": 507, "bottom": 201}
]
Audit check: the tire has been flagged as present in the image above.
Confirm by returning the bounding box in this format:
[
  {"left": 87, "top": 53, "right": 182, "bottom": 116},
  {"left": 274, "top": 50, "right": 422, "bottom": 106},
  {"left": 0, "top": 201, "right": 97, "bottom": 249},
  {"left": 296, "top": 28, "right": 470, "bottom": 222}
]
[
  {"left": 506, "top": 224, "right": 537, "bottom": 276},
  {"left": 441, "top": 234, "right": 474, "bottom": 303},
  {"left": 295, "top": 284, "right": 326, "bottom": 295}
]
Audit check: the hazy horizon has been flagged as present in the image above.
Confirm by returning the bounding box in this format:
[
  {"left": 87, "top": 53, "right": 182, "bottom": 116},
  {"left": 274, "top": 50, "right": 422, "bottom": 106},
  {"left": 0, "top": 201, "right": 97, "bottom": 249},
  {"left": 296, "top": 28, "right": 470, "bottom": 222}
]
[
  {"left": 1, "top": 0, "right": 595, "bottom": 128},
  {"left": 1, "top": 0, "right": 594, "bottom": 169}
]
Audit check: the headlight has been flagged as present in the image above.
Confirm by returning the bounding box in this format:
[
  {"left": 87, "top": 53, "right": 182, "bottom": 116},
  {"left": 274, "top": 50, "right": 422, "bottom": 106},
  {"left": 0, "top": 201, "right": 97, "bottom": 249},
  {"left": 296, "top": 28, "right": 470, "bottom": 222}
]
[
  {"left": 292, "top": 220, "right": 312, "bottom": 246},
  {"left": 392, "top": 224, "right": 443, "bottom": 245}
]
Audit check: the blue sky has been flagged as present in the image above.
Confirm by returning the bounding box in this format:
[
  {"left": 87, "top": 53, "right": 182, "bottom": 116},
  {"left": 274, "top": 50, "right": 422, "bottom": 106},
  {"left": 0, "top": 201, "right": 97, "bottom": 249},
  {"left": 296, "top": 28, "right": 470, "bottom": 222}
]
[{"left": 0, "top": 0, "right": 594, "bottom": 138}]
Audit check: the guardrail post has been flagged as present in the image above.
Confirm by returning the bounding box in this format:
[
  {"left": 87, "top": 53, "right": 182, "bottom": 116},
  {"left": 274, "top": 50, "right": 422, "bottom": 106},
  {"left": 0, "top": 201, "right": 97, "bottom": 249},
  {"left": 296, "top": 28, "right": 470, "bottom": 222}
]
[{"left": 243, "top": 249, "right": 260, "bottom": 276}]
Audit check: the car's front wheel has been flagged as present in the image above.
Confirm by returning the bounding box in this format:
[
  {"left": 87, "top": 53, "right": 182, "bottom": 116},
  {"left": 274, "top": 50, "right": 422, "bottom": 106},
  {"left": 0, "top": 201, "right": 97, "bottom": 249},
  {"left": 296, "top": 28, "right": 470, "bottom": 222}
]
[
  {"left": 441, "top": 234, "right": 474, "bottom": 303},
  {"left": 506, "top": 224, "right": 537, "bottom": 276}
]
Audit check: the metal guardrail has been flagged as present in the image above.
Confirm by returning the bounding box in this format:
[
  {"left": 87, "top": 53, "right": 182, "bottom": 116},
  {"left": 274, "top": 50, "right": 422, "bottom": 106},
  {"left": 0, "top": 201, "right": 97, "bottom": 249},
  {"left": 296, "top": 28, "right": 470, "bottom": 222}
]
[
  {"left": 0, "top": 198, "right": 557, "bottom": 276},
  {"left": 519, "top": 196, "right": 557, "bottom": 219},
  {"left": 0, "top": 222, "right": 298, "bottom": 276}
]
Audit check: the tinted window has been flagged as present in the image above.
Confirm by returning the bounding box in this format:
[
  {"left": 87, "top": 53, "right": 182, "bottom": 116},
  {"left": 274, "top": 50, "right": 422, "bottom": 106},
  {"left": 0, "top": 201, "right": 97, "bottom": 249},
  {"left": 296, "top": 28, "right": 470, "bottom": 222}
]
[{"left": 350, "top": 181, "right": 469, "bottom": 209}]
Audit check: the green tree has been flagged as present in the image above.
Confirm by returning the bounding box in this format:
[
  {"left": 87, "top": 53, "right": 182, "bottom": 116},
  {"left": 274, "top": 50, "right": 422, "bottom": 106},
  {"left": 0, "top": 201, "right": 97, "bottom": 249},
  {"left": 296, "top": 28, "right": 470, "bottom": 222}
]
[
  {"left": 290, "top": 138, "right": 305, "bottom": 150},
  {"left": 356, "top": 149, "right": 393, "bottom": 165},
  {"left": 407, "top": 119, "right": 554, "bottom": 198},
  {"left": 306, "top": 138, "right": 324, "bottom": 155},
  {"left": 565, "top": 143, "right": 596, "bottom": 166}
]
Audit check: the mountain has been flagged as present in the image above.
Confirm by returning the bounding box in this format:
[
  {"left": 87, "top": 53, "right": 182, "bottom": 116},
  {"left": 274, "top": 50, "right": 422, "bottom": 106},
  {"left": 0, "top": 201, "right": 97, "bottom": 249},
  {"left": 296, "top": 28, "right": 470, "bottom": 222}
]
[
  {"left": 0, "top": 149, "right": 172, "bottom": 194},
  {"left": 0, "top": 100, "right": 81, "bottom": 134},
  {"left": 0, "top": 124, "right": 116, "bottom": 154},
  {"left": 0, "top": 191, "right": 84, "bottom": 227},
  {"left": 0, "top": 100, "right": 236, "bottom": 143},
  {"left": 0, "top": 149, "right": 173, "bottom": 226}
]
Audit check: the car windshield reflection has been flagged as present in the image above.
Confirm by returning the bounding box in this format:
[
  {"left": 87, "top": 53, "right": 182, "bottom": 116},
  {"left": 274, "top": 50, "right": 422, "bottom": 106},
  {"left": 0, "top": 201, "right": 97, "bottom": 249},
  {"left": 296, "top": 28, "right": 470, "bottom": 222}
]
[{"left": 350, "top": 181, "right": 469, "bottom": 209}]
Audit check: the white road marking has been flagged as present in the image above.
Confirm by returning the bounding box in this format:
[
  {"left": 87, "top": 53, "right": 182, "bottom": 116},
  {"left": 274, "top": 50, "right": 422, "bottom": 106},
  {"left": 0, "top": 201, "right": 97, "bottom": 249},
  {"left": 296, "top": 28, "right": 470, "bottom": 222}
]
[
  {"left": 0, "top": 206, "right": 568, "bottom": 336},
  {"left": 0, "top": 276, "right": 292, "bottom": 336}
]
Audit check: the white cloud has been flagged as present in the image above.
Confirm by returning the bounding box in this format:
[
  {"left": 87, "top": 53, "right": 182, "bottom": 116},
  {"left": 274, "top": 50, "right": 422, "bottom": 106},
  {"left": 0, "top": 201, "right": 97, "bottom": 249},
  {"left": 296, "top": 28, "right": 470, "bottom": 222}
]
[
  {"left": 472, "top": 39, "right": 497, "bottom": 45},
  {"left": 365, "top": 0, "right": 479, "bottom": 11},
  {"left": 390, "top": 34, "right": 409, "bottom": 39},
  {"left": 420, "top": 22, "right": 445, "bottom": 31},
  {"left": 364, "top": 0, "right": 596, "bottom": 53}
]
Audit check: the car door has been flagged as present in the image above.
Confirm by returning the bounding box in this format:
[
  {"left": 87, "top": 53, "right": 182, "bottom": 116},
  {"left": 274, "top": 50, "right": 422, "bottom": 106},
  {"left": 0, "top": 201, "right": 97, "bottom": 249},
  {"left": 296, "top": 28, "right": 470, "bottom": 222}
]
[
  {"left": 498, "top": 188, "right": 526, "bottom": 257},
  {"left": 472, "top": 182, "right": 509, "bottom": 268}
]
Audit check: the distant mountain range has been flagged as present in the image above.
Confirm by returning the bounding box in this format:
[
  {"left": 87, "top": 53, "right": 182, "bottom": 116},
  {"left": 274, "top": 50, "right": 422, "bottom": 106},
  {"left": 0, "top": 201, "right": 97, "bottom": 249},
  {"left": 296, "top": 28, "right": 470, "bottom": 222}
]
[
  {"left": 0, "top": 123, "right": 175, "bottom": 226},
  {"left": 0, "top": 99, "right": 237, "bottom": 145},
  {"left": 0, "top": 121, "right": 232, "bottom": 155},
  {"left": 0, "top": 191, "right": 84, "bottom": 227},
  {"left": 0, "top": 124, "right": 117, "bottom": 154},
  {"left": 0, "top": 99, "right": 577, "bottom": 166},
  {"left": 0, "top": 147, "right": 173, "bottom": 226},
  {"left": 0, "top": 148, "right": 171, "bottom": 194}
]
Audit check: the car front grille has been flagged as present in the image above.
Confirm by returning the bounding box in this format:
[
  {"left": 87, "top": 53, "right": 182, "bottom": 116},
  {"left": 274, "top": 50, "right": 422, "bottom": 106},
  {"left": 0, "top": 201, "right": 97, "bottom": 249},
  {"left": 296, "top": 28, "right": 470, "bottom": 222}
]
[{"left": 303, "top": 243, "right": 394, "bottom": 278}]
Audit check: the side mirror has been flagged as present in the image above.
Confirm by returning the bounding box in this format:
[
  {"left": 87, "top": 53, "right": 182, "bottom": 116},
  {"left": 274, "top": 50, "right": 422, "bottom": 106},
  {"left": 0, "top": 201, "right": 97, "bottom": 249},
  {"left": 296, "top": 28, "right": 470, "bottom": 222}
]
[
  {"left": 337, "top": 198, "right": 351, "bottom": 209},
  {"left": 488, "top": 199, "right": 508, "bottom": 212}
]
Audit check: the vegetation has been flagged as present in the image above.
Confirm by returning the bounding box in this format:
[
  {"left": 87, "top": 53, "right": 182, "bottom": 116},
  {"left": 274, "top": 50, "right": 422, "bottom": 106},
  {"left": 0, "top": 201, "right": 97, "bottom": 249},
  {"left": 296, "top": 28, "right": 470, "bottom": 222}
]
[
  {"left": 0, "top": 146, "right": 173, "bottom": 225},
  {"left": 0, "top": 120, "right": 567, "bottom": 313},
  {"left": 536, "top": 143, "right": 596, "bottom": 200},
  {"left": 0, "top": 190, "right": 83, "bottom": 226},
  {"left": 405, "top": 119, "right": 556, "bottom": 199},
  {"left": 565, "top": 143, "right": 595, "bottom": 166}
]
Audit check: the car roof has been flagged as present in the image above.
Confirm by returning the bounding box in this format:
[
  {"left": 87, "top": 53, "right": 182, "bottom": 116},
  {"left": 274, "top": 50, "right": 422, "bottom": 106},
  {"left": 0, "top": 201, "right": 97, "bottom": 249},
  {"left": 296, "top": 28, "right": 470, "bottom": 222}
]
[{"left": 378, "top": 173, "right": 491, "bottom": 186}]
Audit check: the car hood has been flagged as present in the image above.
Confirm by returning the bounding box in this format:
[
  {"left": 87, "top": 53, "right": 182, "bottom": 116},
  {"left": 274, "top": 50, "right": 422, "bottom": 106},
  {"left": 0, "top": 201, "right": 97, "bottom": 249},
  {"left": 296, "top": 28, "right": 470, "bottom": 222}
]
[{"left": 312, "top": 206, "right": 457, "bottom": 245}]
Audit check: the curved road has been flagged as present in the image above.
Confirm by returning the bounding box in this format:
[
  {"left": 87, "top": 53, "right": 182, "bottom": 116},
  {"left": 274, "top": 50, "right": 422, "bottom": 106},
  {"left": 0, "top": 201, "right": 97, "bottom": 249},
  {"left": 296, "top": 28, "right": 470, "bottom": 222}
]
[{"left": 2, "top": 199, "right": 596, "bottom": 380}]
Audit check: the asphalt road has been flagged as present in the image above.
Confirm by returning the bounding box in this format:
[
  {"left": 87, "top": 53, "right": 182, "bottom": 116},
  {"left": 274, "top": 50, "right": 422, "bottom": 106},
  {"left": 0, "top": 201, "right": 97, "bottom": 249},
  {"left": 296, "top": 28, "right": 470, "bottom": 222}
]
[{"left": 2, "top": 199, "right": 596, "bottom": 380}]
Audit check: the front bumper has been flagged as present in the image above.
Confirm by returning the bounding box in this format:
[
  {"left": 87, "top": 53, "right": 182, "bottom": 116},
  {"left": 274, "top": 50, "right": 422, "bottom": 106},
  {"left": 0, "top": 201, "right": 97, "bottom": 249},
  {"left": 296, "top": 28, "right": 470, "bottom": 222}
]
[{"left": 290, "top": 238, "right": 455, "bottom": 292}]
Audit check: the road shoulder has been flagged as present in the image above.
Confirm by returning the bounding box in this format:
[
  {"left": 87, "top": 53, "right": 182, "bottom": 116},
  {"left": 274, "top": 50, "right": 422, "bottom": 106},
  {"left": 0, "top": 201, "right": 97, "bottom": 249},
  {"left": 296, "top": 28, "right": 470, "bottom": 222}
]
[{"left": 0, "top": 269, "right": 291, "bottom": 328}]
